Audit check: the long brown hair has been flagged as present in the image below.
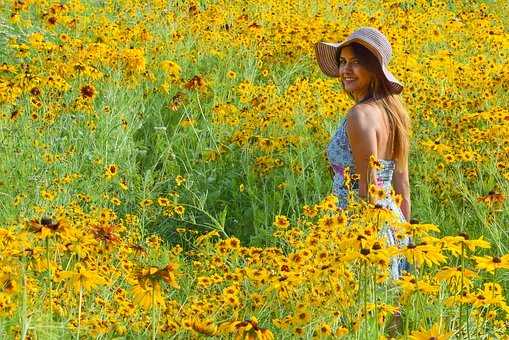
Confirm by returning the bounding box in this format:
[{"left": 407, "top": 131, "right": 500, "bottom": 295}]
[{"left": 338, "top": 43, "right": 411, "bottom": 173}]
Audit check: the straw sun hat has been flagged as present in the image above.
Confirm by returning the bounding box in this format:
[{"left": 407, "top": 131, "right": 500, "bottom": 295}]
[{"left": 314, "top": 27, "right": 403, "bottom": 94}]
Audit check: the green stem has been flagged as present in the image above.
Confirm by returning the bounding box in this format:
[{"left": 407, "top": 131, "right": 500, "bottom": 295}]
[
  {"left": 372, "top": 265, "right": 378, "bottom": 336},
  {"left": 77, "top": 285, "right": 83, "bottom": 340},
  {"left": 460, "top": 240, "right": 471, "bottom": 340},
  {"left": 152, "top": 283, "right": 157, "bottom": 340},
  {"left": 459, "top": 241, "right": 464, "bottom": 335},
  {"left": 45, "top": 237, "right": 53, "bottom": 321},
  {"left": 363, "top": 260, "right": 368, "bottom": 338},
  {"left": 21, "top": 260, "right": 28, "bottom": 339}
]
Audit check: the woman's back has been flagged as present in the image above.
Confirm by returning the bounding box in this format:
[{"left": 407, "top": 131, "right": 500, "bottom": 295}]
[
  {"left": 349, "top": 101, "right": 395, "bottom": 161},
  {"left": 327, "top": 102, "right": 399, "bottom": 209}
]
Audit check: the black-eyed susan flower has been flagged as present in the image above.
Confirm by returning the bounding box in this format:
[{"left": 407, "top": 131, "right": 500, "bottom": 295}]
[
  {"left": 119, "top": 178, "right": 128, "bottom": 190},
  {"left": 175, "top": 175, "right": 186, "bottom": 186},
  {"left": 41, "top": 190, "right": 56, "bottom": 201},
  {"left": 157, "top": 197, "right": 170, "bottom": 207},
  {"left": 402, "top": 241, "right": 447, "bottom": 267},
  {"left": 368, "top": 184, "right": 378, "bottom": 197},
  {"left": 139, "top": 198, "right": 153, "bottom": 208},
  {"left": 174, "top": 205, "right": 185, "bottom": 216},
  {"left": 409, "top": 323, "right": 453, "bottom": 340},
  {"left": 60, "top": 264, "right": 107, "bottom": 292},
  {"left": 273, "top": 215, "right": 289, "bottom": 229},
  {"left": 302, "top": 205, "right": 318, "bottom": 218},
  {"left": 131, "top": 281, "right": 164, "bottom": 310},
  {"left": 375, "top": 187, "right": 386, "bottom": 201},
  {"left": 434, "top": 266, "right": 477, "bottom": 288},
  {"left": 472, "top": 255, "right": 509, "bottom": 273},
  {"left": 293, "top": 310, "right": 311, "bottom": 325},
  {"left": 368, "top": 154, "right": 382, "bottom": 170},
  {"left": 80, "top": 85, "right": 95, "bottom": 99},
  {"left": 110, "top": 197, "right": 121, "bottom": 206},
  {"left": 486, "top": 310, "right": 497, "bottom": 320},
  {"left": 104, "top": 164, "right": 118, "bottom": 180},
  {"left": 191, "top": 319, "right": 217, "bottom": 336},
  {"left": 316, "top": 323, "right": 332, "bottom": 336}
]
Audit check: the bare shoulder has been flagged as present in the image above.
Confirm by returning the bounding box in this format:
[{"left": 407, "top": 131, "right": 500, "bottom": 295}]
[{"left": 346, "top": 103, "right": 378, "bottom": 129}]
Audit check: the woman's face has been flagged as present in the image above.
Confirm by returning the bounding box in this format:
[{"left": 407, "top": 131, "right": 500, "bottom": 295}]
[{"left": 338, "top": 45, "right": 373, "bottom": 101}]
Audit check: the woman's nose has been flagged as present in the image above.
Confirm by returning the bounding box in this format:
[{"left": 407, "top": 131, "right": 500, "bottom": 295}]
[
  {"left": 340, "top": 62, "right": 352, "bottom": 74},
  {"left": 339, "top": 65, "right": 352, "bottom": 76}
]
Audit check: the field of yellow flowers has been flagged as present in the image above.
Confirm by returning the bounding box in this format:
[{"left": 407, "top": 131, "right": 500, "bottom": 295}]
[{"left": 0, "top": 0, "right": 508, "bottom": 338}]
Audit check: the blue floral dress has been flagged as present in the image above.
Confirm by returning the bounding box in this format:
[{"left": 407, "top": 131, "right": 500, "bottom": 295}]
[{"left": 327, "top": 115, "right": 410, "bottom": 279}]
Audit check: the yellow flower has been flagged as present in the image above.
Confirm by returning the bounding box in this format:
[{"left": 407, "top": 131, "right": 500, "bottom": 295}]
[
  {"left": 122, "top": 48, "right": 146, "bottom": 73},
  {"left": 302, "top": 205, "right": 318, "bottom": 218},
  {"left": 174, "top": 205, "right": 185, "bottom": 216},
  {"left": 139, "top": 198, "right": 153, "bottom": 208},
  {"left": 397, "top": 274, "right": 439, "bottom": 300},
  {"left": 368, "top": 184, "right": 378, "bottom": 197},
  {"left": 175, "top": 175, "right": 186, "bottom": 186},
  {"left": 472, "top": 254, "right": 509, "bottom": 273},
  {"left": 293, "top": 310, "right": 311, "bottom": 325},
  {"left": 157, "top": 197, "right": 170, "bottom": 207},
  {"left": 119, "top": 178, "right": 128, "bottom": 190},
  {"left": 41, "top": 190, "right": 56, "bottom": 201},
  {"left": 402, "top": 242, "right": 447, "bottom": 267},
  {"left": 434, "top": 266, "right": 477, "bottom": 288},
  {"left": 444, "top": 153, "right": 455, "bottom": 163},
  {"left": 131, "top": 281, "right": 163, "bottom": 310},
  {"left": 368, "top": 154, "right": 382, "bottom": 170},
  {"left": 273, "top": 215, "right": 289, "bottom": 229},
  {"left": 393, "top": 193, "right": 403, "bottom": 206},
  {"left": 316, "top": 323, "right": 332, "bottom": 336},
  {"left": 0, "top": 293, "right": 15, "bottom": 317},
  {"left": 227, "top": 70, "right": 236, "bottom": 79},
  {"left": 409, "top": 323, "right": 453, "bottom": 339},
  {"left": 400, "top": 223, "right": 441, "bottom": 236},
  {"left": 191, "top": 319, "right": 217, "bottom": 336},
  {"left": 104, "top": 164, "right": 118, "bottom": 180},
  {"left": 335, "top": 326, "right": 349, "bottom": 337},
  {"left": 319, "top": 194, "right": 338, "bottom": 211},
  {"left": 110, "top": 197, "right": 121, "bottom": 206},
  {"left": 137, "top": 263, "right": 180, "bottom": 289},
  {"left": 60, "top": 264, "right": 107, "bottom": 292},
  {"left": 375, "top": 187, "right": 386, "bottom": 201},
  {"left": 160, "top": 60, "right": 181, "bottom": 79},
  {"left": 276, "top": 182, "right": 287, "bottom": 190}
]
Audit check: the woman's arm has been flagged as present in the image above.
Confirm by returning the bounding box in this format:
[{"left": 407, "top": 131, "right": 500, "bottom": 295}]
[
  {"left": 392, "top": 165, "right": 411, "bottom": 222},
  {"left": 345, "top": 107, "right": 378, "bottom": 201}
]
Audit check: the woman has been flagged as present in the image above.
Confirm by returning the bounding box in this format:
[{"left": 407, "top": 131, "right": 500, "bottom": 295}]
[{"left": 315, "top": 27, "right": 411, "bottom": 279}]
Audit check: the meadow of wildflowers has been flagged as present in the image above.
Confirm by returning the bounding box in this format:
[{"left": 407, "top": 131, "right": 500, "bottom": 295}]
[{"left": 0, "top": 0, "right": 508, "bottom": 338}]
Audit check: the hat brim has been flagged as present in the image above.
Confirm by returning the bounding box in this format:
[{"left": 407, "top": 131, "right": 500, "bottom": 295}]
[
  {"left": 314, "top": 42, "right": 341, "bottom": 77},
  {"left": 381, "top": 63, "right": 403, "bottom": 94},
  {"left": 314, "top": 41, "right": 403, "bottom": 95}
]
